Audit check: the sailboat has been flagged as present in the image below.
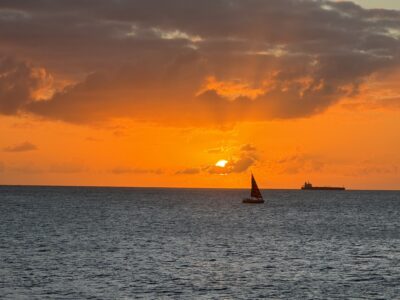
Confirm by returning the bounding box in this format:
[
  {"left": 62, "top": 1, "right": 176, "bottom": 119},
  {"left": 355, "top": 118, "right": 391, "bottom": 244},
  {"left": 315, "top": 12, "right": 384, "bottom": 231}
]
[{"left": 242, "top": 173, "right": 264, "bottom": 204}]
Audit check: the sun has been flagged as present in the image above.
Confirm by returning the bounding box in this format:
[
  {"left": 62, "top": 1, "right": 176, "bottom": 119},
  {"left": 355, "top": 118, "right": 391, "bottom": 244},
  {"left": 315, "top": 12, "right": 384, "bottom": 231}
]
[{"left": 215, "top": 159, "right": 228, "bottom": 167}]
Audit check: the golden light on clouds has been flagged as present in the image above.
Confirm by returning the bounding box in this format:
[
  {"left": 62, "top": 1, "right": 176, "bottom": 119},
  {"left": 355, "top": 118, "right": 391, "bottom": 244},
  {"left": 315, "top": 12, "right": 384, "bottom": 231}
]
[
  {"left": 200, "top": 76, "right": 265, "bottom": 100},
  {"left": 0, "top": 0, "right": 399, "bottom": 189}
]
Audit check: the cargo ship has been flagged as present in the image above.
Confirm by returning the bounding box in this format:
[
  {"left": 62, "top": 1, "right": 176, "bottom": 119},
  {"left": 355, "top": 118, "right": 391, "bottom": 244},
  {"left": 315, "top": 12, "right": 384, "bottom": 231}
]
[{"left": 301, "top": 181, "right": 345, "bottom": 190}]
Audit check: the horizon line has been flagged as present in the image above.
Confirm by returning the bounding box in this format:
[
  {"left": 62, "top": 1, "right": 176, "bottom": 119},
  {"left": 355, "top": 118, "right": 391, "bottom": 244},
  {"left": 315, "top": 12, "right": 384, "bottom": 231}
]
[{"left": 1, "top": 183, "right": 399, "bottom": 192}]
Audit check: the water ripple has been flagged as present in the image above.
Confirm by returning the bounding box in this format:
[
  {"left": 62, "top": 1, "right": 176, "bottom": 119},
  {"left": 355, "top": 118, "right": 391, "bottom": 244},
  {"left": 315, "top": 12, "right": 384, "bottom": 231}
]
[{"left": 0, "top": 187, "right": 399, "bottom": 299}]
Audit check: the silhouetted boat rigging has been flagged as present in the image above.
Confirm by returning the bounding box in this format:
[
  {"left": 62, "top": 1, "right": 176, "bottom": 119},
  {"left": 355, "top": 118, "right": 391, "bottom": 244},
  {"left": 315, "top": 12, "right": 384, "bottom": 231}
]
[{"left": 242, "top": 174, "right": 264, "bottom": 204}]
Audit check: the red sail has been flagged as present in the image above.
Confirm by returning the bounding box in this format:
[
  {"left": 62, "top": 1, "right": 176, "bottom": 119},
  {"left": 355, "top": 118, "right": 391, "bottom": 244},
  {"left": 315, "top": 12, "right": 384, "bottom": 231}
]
[{"left": 251, "top": 174, "right": 263, "bottom": 199}]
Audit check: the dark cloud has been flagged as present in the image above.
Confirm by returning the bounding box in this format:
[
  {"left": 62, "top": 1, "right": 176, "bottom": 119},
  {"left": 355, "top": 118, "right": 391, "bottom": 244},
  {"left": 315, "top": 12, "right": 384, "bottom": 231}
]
[
  {"left": 0, "top": 0, "right": 399, "bottom": 125},
  {"left": 0, "top": 57, "right": 51, "bottom": 115},
  {"left": 3, "top": 141, "right": 37, "bottom": 152},
  {"left": 228, "top": 156, "right": 256, "bottom": 173}
]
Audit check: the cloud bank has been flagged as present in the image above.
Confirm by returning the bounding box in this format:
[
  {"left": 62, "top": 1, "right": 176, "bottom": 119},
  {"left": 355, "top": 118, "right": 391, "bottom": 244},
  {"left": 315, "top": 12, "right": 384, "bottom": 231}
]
[{"left": 0, "top": 0, "right": 399, "bottom": 125}]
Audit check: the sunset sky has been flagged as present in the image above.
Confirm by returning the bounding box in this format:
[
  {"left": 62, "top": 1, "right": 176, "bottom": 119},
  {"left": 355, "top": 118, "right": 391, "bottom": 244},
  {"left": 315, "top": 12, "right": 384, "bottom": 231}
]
[{"left": 1, "top": 0, "right": 399, "bottom": 189}]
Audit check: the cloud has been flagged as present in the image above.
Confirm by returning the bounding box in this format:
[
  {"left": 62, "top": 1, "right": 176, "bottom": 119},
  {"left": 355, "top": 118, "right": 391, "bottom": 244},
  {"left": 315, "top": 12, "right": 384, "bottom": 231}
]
[
  {"left": 343, "top": 163, "right": 399, "bottom": 177},
  {"left": 6, "top": 164, "right": 44, "bottom": 174},
  {"left": 340, "top": 68, "right": 400, "bottom": 111},
  {"left": 268, "top": 152, "right": 325, "bottom": 175},
  {"left": 178, "top": 144, "right": 259, "bottom": 175},
  {"left": 240, "top": 144, "right": 257, "bottom": 152},
  {"left": 205, "top": 155, "right": 256, "bottom": 174},
  {"left": 3, "top": 162, "right": 86, "bottom": 174},
  {"left": 206, "top": 150, "right": 258, "bottom": 174},
  {"left": 206, "top": 146, "right": 228, "bottom": 154},
  {"left": 85, "top": 136, "right": 102, "bottom": 142},
  {"left": 11, "top": 121, "right": 35, "bottom": 129},
  {"left": 3, "top": 141, "right": 37, "bottom": 152},
  {"left": 48, "top": 163, "right": 86, "bottom": 174},
  {"left": 0, "top": 57, "right": 52, "bottom": 115},
  {"left": 176, "top": 168, "right": 201, "bottom": 175},
  {"left": 229, "top": 156, "right": 257, "bottom": 173},
  {"left": 0, "top": 1, "right": 399, "bottom": 125},
  {"left": 110, "top": 167, "right": 163, "bottom": 175}
]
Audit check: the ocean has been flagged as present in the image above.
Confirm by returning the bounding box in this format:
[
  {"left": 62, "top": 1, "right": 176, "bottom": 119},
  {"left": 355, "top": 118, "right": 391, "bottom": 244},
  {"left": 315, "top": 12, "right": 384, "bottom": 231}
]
[{"left": 1, "top": 186, "right": 399, "bottom": 299}]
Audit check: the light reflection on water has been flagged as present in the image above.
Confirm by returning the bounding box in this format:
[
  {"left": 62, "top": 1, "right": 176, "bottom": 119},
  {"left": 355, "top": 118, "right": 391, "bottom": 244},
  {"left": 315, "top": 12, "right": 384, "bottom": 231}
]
[{"left": 1, "top": 186, "right": 399, "bottom": 299}]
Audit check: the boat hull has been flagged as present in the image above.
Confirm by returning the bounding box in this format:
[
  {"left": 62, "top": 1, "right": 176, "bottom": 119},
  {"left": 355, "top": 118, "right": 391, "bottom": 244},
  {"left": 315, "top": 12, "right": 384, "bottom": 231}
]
[
  {"left": 242, "top": 198, "right": 264, "bottom": 204},
  {"left": 301, "top": 187, "right": 345, "bottom": 190}
]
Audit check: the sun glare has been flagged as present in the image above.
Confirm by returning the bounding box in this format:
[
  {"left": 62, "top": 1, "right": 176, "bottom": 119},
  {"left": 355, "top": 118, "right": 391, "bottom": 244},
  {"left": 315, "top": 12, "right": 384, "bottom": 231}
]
[{"left": 215, "top": 159, "right": 228, "bottom": 167}]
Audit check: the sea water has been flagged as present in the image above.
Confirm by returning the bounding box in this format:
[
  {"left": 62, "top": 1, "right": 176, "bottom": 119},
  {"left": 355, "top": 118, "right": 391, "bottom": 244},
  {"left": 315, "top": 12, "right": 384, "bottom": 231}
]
[{"left": 1, "top": 186, "right": 399, "bottom": 299}]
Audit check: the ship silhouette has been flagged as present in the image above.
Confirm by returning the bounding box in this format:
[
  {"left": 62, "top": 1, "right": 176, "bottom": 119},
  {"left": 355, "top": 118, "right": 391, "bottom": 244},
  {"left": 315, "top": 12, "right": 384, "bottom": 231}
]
[{"left": 301, "top": 181, "right": 345, "bottom": 190}]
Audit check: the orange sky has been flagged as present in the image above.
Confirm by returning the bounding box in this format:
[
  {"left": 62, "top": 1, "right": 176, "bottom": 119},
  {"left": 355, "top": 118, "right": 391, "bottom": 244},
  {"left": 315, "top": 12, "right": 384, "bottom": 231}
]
[
  {"left": 2, "top": 98, "right": 399, "bottom": 189},
  {"left": 0, "top": 0, "right": 399, "bottom": 189}
]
